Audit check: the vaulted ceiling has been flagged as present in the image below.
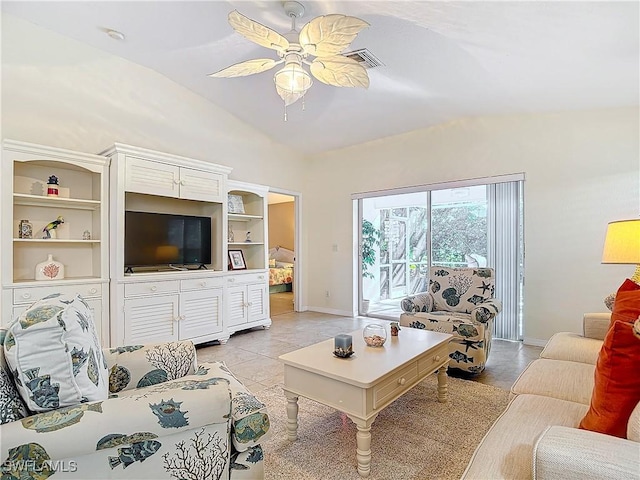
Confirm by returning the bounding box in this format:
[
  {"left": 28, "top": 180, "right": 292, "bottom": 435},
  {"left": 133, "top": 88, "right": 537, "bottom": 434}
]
[{"left": 3, "top": 1, "right": 638, "bottom": 154}]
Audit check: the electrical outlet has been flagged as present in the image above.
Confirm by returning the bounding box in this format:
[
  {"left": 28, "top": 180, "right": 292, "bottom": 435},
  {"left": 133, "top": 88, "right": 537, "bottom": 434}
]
[{"left": 325, "top": 290, "right": 330, "bottom": 298}]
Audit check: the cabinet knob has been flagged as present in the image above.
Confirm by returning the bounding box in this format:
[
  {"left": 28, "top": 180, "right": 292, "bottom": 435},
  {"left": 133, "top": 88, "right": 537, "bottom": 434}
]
[
  {"left": 180, "top": 180, "right": 185, "bottom": 186},
  {"left": 173, "top": 179, "right": 180, "bottom": 185},
  {"left": 150, "top": 286, "right": 157, "bottom": 292},
  {"left": 180, "top": 315, "right": 186, "bottom": 321},
  {"left": 228, "top": 278, "right": 235, "bottom": 283},
  {"left": 434, "top": 355, "right": 440, "bottom": 362},
  {"left": 89, "top": 288, "right": 97, "bottom": 294},
  {"left": 258, "top": 275, "right": 264, "bottom": 280},
  {"left": 199, "top": 281, "right": 206, "bottom": 287},
  {"left": 248, "top": 302, "right": 253, "bottom": 306},
  {"left": 22, "top": 293, "right": 31, "bottom": 299},
  {"left": 397, "top": 377, "right": 406, "bottom": 386}
]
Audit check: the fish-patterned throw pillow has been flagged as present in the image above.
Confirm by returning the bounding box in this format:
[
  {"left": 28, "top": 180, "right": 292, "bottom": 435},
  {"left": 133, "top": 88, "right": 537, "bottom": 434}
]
[
  {"left": 3, "top": 293, "right": 109, "bottom": 412},
  {"left": 429, "top": 267, "right": 495, "bottom": 314},
  {"left": 0, "top": 329, "right": 28, "bottom": 423}
]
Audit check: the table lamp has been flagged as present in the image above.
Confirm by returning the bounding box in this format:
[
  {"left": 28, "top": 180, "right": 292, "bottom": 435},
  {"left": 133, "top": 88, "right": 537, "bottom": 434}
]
[{"left": 602, "top": 219, "right": 640, "bottom": 285}]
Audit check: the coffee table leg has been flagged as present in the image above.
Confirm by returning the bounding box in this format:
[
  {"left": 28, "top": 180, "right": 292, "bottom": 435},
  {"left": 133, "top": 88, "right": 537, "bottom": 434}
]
[
  {"left": 437, "top": 364, "right": 448, "bottom": 403},
  {"left": 346, "top": 414, "right": 378, "bottom": 477},
  {"left": 284, "top": 391, "right": 299, "bottom": 441}
]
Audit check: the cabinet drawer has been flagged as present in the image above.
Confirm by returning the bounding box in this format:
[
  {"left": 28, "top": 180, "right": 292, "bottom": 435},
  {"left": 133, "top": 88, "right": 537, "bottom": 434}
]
[
  {"left": 13, "top": 283, "right": 102, "bottom": 304},
  {"left": 372, "top": 362, "right": 418, "bottom": 409},
  {"left": 225, "top": 272, "right": 267, "bottom": 285},
  {"left": 125, "top": 280, "right": 179, "bottom": 297},
  {"left": 181, "top": 277, "right": 225, "bottom": 291},
  {"left": 417, "top": 344, "right": 450, "bottom": 377}
]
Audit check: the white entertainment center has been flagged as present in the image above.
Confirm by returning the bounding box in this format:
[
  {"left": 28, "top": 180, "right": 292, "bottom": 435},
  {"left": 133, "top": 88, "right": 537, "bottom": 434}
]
[{"left": 1, "top": 140, "right": 272, "bottom": 347}]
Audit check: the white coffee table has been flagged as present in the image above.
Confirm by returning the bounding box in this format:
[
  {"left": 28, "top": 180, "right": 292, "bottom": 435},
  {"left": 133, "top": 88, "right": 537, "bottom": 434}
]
[{"left": 279, "top": 327, "right": 452, "bottom": 477}]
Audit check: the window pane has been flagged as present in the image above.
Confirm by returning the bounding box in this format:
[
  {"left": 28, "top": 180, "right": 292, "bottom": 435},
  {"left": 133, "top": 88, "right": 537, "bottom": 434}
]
[
  {"left": 379, "top": 266, "right": 389, "bottom": 300},
  {"left": 392, "top": 263, "right": 406, "bottom": 288},
  {"left": 391, "top": 220, "right": 406, "bottom": 261},
  {"left": 431, "top": 186, "right": 487, "bottom": 268}
]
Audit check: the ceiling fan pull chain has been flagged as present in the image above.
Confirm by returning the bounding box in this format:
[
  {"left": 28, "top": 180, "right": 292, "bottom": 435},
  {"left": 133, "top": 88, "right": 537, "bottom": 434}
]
[
  {"left": 302, "top": 95, "right": 305, "bottom": 111},
  {"left": 283, "top": 103, "right": 288, "bottom": 122}
]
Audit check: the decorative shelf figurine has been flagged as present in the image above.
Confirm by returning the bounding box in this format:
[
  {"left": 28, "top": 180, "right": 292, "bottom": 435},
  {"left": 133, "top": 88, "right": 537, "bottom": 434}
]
[
  {"left": 82, "top": 230, "right": 91, "bottom": 240},
  {"left": 35, "top": 254, "right": 64, "bottom": 280},
  {"left": 42, "top": 216, "right": 64, "bottom": 239},
  {"left": 245, "top": 231, "right": 252, "bottom": 242},
  {"left": 47, "top": 175, "right": 59, "bottom": 197},
  {"left": 228, "top": 229, "right": 235, "bottom": 242}
]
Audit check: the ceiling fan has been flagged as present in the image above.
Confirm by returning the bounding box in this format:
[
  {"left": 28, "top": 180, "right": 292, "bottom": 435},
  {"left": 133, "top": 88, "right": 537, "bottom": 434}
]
[{"left": 209, "top": 1, "right": 370, "bottom": 117}]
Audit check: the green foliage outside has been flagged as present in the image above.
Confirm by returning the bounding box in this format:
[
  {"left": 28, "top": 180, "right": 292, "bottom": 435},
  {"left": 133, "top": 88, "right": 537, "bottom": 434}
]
[
  {"left": 361, "top": 219, "right": 381, "bottom": 279},
  {"left": 431, "top": 205, "right": 487, "bottom": 265}
]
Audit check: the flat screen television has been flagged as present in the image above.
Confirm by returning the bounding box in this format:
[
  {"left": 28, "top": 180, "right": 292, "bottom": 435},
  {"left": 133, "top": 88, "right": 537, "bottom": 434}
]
[{"left": 125, "top": 211, "right": 211, "bottom": 270}]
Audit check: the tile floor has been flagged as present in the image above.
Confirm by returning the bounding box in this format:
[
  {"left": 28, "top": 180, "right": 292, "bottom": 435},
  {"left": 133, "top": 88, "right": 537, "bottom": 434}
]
[{"left": 196, "top": 311, "right": 542, "bottom": 392}]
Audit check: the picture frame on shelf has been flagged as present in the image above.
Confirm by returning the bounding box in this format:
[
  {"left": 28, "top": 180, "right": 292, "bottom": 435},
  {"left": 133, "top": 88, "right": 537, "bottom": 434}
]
[
  {"left": 228, "top": 194, "right": 245, "bottom": 214},
  {"left": 228, "top": 249, "right": 247, "bottom": 270}
]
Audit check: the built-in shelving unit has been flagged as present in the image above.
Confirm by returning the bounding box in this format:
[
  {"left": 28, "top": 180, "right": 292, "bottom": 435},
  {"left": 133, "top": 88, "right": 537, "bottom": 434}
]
[
  {"left": 224, "top": 181, "right": 270, "bottom": 336},
  {"left": 1, "top": 140, "right": 110, "bottom": 345},
  {"left": 104, "top": 144, "right": 271, "bottom": 347},
  {"left": 1, "top": 140, "right": 273, "bottom": 349},
  {"left": 226, "top": 181, "right": 269, "bottom": 271}
]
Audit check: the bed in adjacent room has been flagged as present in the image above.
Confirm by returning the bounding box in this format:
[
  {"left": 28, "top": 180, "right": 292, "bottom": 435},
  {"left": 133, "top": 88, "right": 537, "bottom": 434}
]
[{"left": 268, "top": 246, "right": 294, "bottom": 294}]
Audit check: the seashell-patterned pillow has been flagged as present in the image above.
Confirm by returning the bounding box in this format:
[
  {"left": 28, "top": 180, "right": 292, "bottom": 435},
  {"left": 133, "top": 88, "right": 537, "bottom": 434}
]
[
  {"left": 3, "top": 293, "right": 108, "bottom": 412},
  {"left": 0, "top": 329, "right": 28, "bottom": 424}
]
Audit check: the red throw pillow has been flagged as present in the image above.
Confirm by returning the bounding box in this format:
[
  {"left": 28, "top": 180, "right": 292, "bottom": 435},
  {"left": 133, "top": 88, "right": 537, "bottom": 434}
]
[
  {"left": 610, "top": 279, "right": 640, "bottom": 325},
  {"left": 579, "top": 319, "right": 640, "bottom": 438}
]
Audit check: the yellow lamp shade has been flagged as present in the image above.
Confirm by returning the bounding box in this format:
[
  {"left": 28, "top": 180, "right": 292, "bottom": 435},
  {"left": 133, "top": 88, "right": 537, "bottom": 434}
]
[{"left": 602, "top": 219, "right": 640, "bottom": 264}]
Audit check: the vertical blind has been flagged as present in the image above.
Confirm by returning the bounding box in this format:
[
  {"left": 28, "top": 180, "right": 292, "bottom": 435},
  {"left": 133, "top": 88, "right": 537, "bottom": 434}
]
[{"left": 490, "top": 181, "right": 523, "bottom": 340}]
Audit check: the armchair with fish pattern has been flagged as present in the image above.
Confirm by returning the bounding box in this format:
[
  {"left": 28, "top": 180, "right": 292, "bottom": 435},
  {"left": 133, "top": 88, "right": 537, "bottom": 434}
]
[
  {"left": 0, "top": 338, "right": 270, "bottom": 479},
  {"left": 400, "top": 267, "right": 502, "bottom": 373}
]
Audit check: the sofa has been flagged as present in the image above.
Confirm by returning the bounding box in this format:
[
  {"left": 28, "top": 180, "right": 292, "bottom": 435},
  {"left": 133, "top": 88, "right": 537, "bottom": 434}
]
[
  {"left": 0, "top": 294, "right": 269, "bottom": 479},
  {"left": 461, "top": 313, "right": 640, "bottom": 479}
]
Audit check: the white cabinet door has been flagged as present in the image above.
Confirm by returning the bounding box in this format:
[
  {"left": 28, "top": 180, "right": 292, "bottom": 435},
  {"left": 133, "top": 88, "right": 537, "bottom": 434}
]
[
  {"left": 179, "top": 167, "right": 224, "bottom": 202},
  {"left": 247, "top": 283, "right": 268, "bottom": 322},
  {"left": 226, "top": 284, "right": 248, "bottom": 327},
  {"left": 124, "top": 294, "right": 179, "bottom": 344},
  {"left": 179, "top": 288, "right": 223, "bottom": 340},
  {"left": 125, "top": 157, "right": 179, "bottom": 198}
]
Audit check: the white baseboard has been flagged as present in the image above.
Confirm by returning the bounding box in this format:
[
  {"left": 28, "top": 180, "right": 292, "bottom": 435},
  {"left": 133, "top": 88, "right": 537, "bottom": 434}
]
[
  {"left": 306, "top": 306, "right": 354, "bottom": 317},
  {"left": 523, "top": 337, "right": 548, "bottom": 347}
]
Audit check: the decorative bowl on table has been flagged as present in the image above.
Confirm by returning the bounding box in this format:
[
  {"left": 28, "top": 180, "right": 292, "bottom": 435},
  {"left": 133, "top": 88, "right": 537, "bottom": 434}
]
[{"left": 363, "top": 323, "right": 387, "bottom": 347}]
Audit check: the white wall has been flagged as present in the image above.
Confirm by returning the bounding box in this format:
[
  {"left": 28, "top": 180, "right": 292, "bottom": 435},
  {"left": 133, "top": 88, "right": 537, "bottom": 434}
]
[{"left": 304, "top": 109, "right": 639, "bottom": 343}]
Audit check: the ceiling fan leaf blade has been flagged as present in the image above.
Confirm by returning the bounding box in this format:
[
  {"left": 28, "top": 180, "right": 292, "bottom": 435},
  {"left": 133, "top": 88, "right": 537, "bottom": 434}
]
[
  {"left": 209, "top": 58, "right": 279, "bottom": 78},
  {"left": 228, "top": 10, "right": 290, "bottom": 51},
  {"left": 300, "top": 15, "right": 369, "bottom": 57},
  {"left": 310, "top": 56, "right": 370, "bottom": 88}
]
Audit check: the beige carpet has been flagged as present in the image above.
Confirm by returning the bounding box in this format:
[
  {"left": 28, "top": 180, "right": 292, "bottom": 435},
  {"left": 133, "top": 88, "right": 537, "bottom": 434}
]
[{"left": 258, "top": 375, "right": 509, "bottom": 480}]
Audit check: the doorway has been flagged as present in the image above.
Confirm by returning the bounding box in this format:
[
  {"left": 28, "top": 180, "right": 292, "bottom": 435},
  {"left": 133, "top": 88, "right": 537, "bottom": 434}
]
[{"left": 268, "top": 191, "right": 298, "bottom": 317}]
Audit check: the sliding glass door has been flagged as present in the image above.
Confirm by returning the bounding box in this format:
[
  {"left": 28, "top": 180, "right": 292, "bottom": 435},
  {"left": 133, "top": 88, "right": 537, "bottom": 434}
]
[{"left": 357, "top": 177, "right": 523, "bottom": 340}]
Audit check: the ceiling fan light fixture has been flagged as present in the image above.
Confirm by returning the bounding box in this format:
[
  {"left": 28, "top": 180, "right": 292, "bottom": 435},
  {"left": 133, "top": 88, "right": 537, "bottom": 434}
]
[
  {"left": 210, "top": 5, "right": 370, "bottom": 119},
  {"left": 273, "top": 62, "right": 312, "bottom": 103}
]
